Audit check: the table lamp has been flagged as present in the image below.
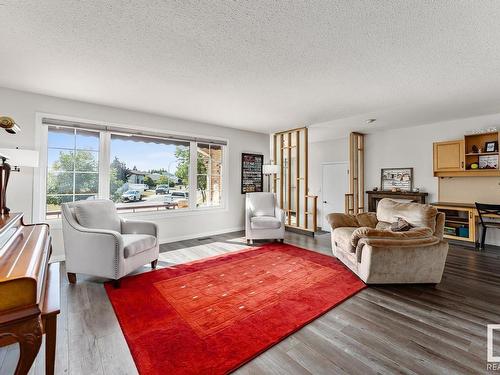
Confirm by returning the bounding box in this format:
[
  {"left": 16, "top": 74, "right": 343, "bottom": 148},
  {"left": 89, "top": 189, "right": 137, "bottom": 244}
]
[
  {"left": 0, "top": 116, "right": 21, "bottom": 134},
  {"left": 262, "top": 163, "right": 280, "bottom": 192},
  {"left": 0, "top": 148, "right": 39, "bottom": 215}
]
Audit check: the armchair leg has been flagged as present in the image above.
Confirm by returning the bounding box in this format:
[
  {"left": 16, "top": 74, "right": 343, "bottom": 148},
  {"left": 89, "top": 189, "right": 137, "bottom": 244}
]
[
  {"left": 113, "top": 279, "right": 121, "bottom": 288},
  {"left": 67, "top": 272, "right": 77, "bottom": 284},
  {"left": 151, "top": 259, "right": 158, "bottom": 269}
]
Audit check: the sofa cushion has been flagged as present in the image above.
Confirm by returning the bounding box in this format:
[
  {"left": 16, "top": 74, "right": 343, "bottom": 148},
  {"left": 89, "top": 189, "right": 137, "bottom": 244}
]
[
  {"left": 250, "top": 216, "right": 281, "bottom": 230},
  {"left": 377, "top": 199, "right": 438, "bottom": 231},
  {"left": 74, "top": 199, "right": 121, "bottom": 232},
  {"left": 351, "top": 226, "right": 434, "bottom": 248},
  {"left": 376, "top": 221, "right": 391, "bottom": 230},
  {"left": 356, "top": 212, "right": 378, "bottom": 228},
  {"left": 122, "top": 234, "right": 157, "bottom": 258},
  {"left": 332, "top": 227, "right": 357, "bottom": 253}
]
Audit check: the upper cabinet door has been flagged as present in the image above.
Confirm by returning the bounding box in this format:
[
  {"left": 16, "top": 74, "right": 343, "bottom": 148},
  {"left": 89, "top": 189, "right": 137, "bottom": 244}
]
[{"left": 433, "top": 140, "right": 464, "bottom": 172}]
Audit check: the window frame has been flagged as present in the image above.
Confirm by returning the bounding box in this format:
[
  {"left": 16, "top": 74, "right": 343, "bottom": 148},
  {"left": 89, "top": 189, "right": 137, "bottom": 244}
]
[
  {"left": 34, "top": 113, "right": 229, "bottom": 223},
  {"left": 196, "top": 143, "right": 224, "bottom": 208},
  {"left": 45, "top": 127, "right": 101, "bottom": 213}
]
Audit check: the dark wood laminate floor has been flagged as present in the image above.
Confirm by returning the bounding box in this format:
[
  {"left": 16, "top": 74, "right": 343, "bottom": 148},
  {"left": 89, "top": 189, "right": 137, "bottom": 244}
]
[{"left": 1, "top": 231, "right": 499, "bottom": 374}]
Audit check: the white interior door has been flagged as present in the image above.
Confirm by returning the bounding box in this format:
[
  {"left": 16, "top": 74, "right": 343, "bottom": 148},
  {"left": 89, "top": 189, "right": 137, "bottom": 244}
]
[{"left": 321, "top": 162, "right": 349, "bottom": 231}]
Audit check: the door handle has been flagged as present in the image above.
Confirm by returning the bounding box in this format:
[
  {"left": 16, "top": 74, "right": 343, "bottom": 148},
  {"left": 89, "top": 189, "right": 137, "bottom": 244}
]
[{"left": 323, "top": 201, "right": 327, "bottom": 204}]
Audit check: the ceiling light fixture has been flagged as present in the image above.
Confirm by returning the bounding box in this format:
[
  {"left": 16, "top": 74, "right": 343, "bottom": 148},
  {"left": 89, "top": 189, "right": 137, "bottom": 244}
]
[{"left": 366, "top": 118, "right": 376, "bottom": 124}]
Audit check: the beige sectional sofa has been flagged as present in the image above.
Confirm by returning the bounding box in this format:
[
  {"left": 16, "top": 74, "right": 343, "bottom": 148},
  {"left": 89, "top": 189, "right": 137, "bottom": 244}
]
[{"left": 326, "top": 198, "right": 449, "bottom": 284}]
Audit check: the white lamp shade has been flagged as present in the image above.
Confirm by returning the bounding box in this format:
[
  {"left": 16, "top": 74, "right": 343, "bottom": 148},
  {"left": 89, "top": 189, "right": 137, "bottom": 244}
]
[
  {"left": 262, "top": 164, "right": 280, "bottom": 175},
  {"left": 0, "top": 148, "right": 39, "bottom": 167}
]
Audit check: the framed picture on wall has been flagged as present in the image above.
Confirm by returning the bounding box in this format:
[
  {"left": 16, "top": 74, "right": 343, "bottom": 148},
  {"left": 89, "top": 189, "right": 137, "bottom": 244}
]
[
  {"left": 380, "top": 168, "right": 413, "bottom": 191},
  {"left": 241, "top": 153, "right": 264, "bottom": 194}
]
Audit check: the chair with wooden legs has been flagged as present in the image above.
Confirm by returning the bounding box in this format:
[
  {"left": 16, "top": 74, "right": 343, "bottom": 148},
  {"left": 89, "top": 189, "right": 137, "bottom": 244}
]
[{"left": 475, "top": 202, "right": 500, "bottom": 250}]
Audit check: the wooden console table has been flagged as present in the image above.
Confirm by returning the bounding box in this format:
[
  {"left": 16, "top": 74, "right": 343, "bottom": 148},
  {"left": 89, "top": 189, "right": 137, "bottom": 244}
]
[{"left": 366, "top": 191, "right": 428, "bottom": 212}]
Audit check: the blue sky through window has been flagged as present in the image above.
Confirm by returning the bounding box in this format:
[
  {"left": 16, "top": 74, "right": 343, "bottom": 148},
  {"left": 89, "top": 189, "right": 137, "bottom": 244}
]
[
  {"left": 110, "top": 138, "right": 182, "bottom": 172},
  {"left": 48, "top": 128, "right": 184, "bottom": 172}
]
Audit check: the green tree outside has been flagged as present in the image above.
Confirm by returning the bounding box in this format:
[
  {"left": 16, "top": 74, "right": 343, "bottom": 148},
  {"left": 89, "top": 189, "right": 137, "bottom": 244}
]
[
  {"left": 143, "top": 176, "right": 155, "bottom": 189},
  {"left": 47, "top": 150, "right": 98, "bottom": 208}
]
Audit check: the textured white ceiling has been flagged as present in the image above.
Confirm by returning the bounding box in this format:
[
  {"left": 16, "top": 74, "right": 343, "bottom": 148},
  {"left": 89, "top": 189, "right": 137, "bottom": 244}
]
[{"left": 2, "top": 1, "right": 500, "bottom": 137}]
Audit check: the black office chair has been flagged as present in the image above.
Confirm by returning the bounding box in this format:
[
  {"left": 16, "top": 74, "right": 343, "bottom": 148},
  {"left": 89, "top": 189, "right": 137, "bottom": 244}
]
[{"left": 475, "top": 202, "right": 500, "bottom": 250}]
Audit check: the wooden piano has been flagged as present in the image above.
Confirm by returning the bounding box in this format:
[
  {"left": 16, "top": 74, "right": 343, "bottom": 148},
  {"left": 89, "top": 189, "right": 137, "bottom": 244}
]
[{"left": 0, "top": 213, "right": 60, "bottom": 375}]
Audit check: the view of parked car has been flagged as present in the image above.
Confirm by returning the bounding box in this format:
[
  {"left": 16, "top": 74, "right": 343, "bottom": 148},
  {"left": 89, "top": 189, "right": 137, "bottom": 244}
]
[
  {"left": 155, "top": 184, "right": 170, "bottom": 195},
  {"left": 128, "top": 183, "right": 147, "bottom": 194},
  {"left": 122, "top": 190, "right": 141, "bottom": 202},
  {"left": 164, "top": 190, "right": 188, "bottom": 203}
]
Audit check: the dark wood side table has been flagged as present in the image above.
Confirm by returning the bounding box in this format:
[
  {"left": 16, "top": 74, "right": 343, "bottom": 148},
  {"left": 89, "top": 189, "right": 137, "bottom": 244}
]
[{"left": 366, "top": 191, "right": 429, "bottom": 212}]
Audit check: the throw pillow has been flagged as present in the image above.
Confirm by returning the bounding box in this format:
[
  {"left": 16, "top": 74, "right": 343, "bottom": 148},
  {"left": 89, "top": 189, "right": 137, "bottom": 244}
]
[{"left": 390, "top": 218, "right": 412, "bottom": 232}]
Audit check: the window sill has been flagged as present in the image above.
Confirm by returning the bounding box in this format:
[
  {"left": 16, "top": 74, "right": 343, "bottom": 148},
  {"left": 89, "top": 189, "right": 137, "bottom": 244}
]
[{"left": 45, "top": 205, "right": 228, "bottom": 229}]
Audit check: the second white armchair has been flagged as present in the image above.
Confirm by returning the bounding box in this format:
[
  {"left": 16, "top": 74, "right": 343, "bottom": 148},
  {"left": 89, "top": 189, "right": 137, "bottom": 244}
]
[{"left": 245, "top": 192, "right": 285, "bottom": 244}]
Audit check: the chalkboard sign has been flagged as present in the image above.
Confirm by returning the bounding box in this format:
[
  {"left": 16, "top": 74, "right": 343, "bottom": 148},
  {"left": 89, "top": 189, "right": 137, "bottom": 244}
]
[{"left": 241, "top": 153, "right": 263, "bottom": 194}]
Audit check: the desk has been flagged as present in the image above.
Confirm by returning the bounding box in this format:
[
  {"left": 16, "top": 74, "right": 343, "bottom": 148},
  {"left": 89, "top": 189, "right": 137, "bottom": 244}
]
[{"left": 431, "top": 202, "right": 500, "bottom": 244}]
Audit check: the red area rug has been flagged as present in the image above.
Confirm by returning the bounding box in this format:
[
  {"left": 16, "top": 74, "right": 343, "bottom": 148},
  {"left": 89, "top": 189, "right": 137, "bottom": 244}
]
[{"left": 105, "top": 243, "right": 365, "bottom": 374}]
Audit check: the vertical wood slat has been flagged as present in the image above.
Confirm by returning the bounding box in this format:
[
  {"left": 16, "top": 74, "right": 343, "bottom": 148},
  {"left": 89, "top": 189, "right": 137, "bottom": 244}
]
[
  {"left": 358, "top": 134, "right": 365, "bottom": 213},
  {"left": 349, "top": 133, "right": 355, "bottom": 196},
  {"left": 347, "top": 132, "right": 365, "bottom": 214},
  {"left": 304, "top": 128, "right": 309, "bottom": 229},
  {"left": 353, "top": 134, "right": 358, "bottom": 214},
  {"left": 279, "top": 134, "right": 284, "bottom": 209},
  {"left": 273, "top": 134, "right": 277, "bottom": 194},
  {"left": 312, "top": 196, "right": 317, "bottom": 231},
  {"left": 295, "top": 130, "right": 300, "bottom": 228},
  {"left": 287, "top": 132, "right": 292, "bottom": 225}
]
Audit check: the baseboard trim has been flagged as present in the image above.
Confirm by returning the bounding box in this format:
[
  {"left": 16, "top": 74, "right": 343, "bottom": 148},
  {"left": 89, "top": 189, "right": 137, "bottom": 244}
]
[
  {"left": 49, "top": 226, "right": 245, "bottom": 263},
  {"left": 158, "top": 226, "right": 244, "bottom": 244}
]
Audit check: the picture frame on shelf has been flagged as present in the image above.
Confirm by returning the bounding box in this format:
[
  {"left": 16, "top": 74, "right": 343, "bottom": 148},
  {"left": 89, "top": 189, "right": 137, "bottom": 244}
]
[
  {"left": 478, "top": 155, "right": 499, "bottom": 169},
  {"left": 485, "top": 141, "right": 498, "bottom": 153},
  {"left": 380, "top": 168, "right": 413, "bottom": 192}
]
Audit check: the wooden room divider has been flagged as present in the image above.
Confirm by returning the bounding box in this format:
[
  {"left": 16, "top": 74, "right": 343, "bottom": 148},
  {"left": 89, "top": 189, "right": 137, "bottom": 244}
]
[
  {"left": 345, "top": 132, "right": 365, "bottom": 214},
  {"left": 273, "top": 127, "right": 318, "bottom": 234}
]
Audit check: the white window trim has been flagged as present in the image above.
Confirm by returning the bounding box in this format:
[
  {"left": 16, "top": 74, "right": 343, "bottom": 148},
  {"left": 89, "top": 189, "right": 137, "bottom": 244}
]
[{"left": 33, "top": 112, "right": 229, "bottom": 223}]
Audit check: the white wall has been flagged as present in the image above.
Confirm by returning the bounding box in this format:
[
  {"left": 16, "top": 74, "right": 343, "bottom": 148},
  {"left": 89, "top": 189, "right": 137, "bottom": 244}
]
[
  {"left": 365, "top": 114, "right": 500, "bottom": 245},
  {"left": 0, "top": 87, "right": 269, "bottom": 258},
  {"left": 309, "top": 137, "right": 348, "bottom": 229}
]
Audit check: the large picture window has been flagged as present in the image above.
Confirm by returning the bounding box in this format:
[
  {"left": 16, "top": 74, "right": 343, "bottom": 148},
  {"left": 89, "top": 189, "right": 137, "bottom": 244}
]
[
  {"left": 43, "top": 121, "right": 225, "bottom": 219},
  {"left": 109, "top": 134, "right": 190, "bottom": 212}
]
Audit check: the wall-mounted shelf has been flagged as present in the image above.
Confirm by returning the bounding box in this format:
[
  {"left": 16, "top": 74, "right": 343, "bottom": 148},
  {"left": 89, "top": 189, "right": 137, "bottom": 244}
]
[
  {"left": 433, "top": 131, "right": 499, "bottom": 177},
  {"left": 465, "top": 152, "right": 498, "bottom": 156},
  {"left": 436, "top": 169, "right": 500, "bottom": 177}
]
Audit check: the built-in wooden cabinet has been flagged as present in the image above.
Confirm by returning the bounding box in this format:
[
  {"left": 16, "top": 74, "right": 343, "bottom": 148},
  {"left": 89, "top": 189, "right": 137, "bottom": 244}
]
[
  {"left": 433, "top": 131, "right": 500, "bottom": 177},
  {"left": 432, "top": 204, "right": 476, "bottom": 243},
  {"left": 433, "top": 140, "right": 464, "bottom": 172}
]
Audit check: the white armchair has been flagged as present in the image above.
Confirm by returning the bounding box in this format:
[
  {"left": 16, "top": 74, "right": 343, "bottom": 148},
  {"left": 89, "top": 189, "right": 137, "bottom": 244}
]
[
  {"left": 61, "top": 199, "right": 159, "bottom": 287},
  {"left": 245, "top": 192, "right": 285, "bottom": 244}
]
